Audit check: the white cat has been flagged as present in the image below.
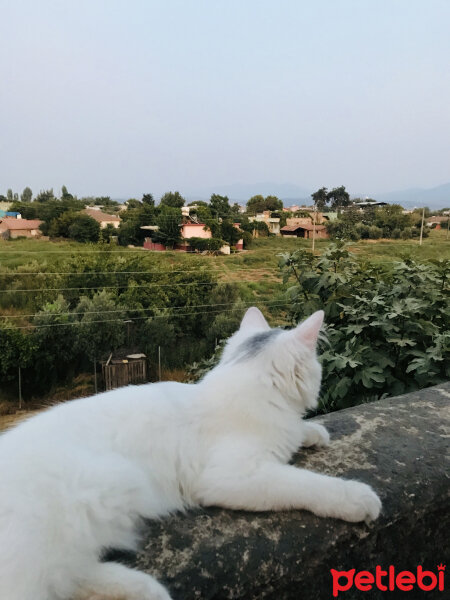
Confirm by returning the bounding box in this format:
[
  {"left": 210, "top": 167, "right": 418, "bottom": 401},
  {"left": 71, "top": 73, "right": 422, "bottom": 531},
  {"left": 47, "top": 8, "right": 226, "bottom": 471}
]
[{"left": 0, "top": 307, "right": 381, "bottom": 600}]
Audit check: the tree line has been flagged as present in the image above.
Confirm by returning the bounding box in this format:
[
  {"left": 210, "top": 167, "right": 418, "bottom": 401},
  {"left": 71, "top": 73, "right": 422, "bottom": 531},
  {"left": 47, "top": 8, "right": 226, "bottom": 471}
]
[{"left": 0, "top": 252, "right": 245, "bottom": 402}]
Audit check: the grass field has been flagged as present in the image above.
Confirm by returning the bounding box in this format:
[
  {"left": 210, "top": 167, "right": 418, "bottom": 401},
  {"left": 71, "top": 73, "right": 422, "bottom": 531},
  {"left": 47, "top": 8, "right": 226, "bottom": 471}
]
[{"left": 1, "top": 230, "right": 448, "bottom": 318}]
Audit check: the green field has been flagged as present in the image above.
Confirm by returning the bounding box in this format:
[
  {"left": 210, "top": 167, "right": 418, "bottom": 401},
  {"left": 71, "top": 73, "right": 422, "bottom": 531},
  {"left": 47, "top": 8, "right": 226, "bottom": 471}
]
[{"left": 1, "top": 231, "right": 448, "bottom": 317}]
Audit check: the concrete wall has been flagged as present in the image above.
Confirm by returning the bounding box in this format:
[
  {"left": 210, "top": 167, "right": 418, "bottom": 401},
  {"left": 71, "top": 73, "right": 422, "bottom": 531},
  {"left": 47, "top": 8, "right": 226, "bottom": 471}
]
[{"left": 109, "top": 382, "right": 450, "bottom": 599}]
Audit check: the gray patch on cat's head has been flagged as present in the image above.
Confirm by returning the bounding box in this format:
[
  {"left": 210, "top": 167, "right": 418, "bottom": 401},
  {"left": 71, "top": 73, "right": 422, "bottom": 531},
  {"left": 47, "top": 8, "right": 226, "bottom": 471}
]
[{"left": 232, "top": 329, "right": 282, "bottom": 363}]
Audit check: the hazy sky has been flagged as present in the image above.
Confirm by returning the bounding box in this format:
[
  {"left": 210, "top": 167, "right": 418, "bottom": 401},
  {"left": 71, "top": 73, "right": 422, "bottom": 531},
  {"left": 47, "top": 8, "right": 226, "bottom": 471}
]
[{"left": 1, "top": 0, "right": 449, "bottom": 199}]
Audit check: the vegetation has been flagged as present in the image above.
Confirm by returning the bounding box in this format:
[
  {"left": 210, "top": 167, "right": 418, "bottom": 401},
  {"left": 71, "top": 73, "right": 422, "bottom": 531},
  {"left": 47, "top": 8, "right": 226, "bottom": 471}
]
[
  {"left": 279, "top": 243, "right": 449, "bottom": 412},
  {"left": 1, "top": 183, "right": 449, "bottom": 414},
  {"left": 325, "top": 204, "right": 428, "bottom": 241}
]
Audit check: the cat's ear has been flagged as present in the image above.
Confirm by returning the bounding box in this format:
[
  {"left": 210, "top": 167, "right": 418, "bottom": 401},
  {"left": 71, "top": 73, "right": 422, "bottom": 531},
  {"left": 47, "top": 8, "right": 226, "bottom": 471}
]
[
  {"left": 292, "top": 310, "right": 324, "bottom": 350},
  {"left": 240, "top": 307, "right": 270, "bottom": 332}
]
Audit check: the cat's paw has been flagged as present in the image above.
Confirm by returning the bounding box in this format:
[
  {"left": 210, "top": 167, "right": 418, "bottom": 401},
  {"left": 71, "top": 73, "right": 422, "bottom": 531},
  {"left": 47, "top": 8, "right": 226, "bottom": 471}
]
[
  {"left": 340, "top": 480, "right": 382, "bottom": 523},
  {"left": 301, "top": 422, "right": 330, "bottom": 448}
]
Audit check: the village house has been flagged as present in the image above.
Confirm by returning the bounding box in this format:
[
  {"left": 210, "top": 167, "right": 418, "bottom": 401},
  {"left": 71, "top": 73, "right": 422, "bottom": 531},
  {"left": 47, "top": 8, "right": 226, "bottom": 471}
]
[
  {"left": 142, "top": 219, "right": 243, "bottom": 253},
  {"left": 248, "top": 211, "right": 281, "bottom": 235},
  {"left": 0, "top": 210, "right": 21, "bottom": 219},
  {"left": 426, "top": 215, "right": 448, "bottom": 229},
  {"left": 280, "top": 216, "right": 329, "bottom": 239},
  {"left": 83, "top": 208, "right": 121, "bottom": 229},
  {"left": 0, "top": 217, "right": 43, "bottom": 239}
]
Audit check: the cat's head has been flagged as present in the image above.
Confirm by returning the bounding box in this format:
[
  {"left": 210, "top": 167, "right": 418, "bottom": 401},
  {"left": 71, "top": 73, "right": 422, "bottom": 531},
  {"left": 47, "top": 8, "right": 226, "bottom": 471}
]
[{"left": 219, "top": 307, "right": 324, "bottom": 412}]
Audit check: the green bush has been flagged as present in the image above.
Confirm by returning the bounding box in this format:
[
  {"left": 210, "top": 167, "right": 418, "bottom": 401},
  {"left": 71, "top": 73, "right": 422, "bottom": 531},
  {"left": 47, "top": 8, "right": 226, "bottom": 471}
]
[
  {"left": 368, "top": 226, "right": 383, "bottom": 239},
  {"left": 242, "top": 231, "right": 253, "bottom": 248},
  {"left": 326, "top": 220, "right": 360, "bottom": 241},
  {"left": 279, "top": 243, "right": 449, "bottom": 413},
  {"left": 68, "top": 215, "right": 100, "bottom": 243},
  {"left": 187, "top": 237, "right": 224, "bottom": 253},
  {"left": 401, "top": 227, "right": 412, "bottom": 240},
  {"left": 356, "top": 224, "right": 371, "bottom": 239}
]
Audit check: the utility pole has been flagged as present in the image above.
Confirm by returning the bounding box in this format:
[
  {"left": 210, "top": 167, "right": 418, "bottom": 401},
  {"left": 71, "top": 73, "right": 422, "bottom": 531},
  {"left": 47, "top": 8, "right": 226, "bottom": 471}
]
[
  {"left": 94, "top": 358, "right": 98, "bottom": 394},
  {"left": 158, "top": 346, "right": 162, "bottom": 381},
  {"left": 18, "top": 366, "right": 22, "bottom": 410},
  {"left": 312, "top": 206, "right": 317, "bottom": 253},
  {"left": 419, "top": 207, "right": 425, "bottom": 246}
]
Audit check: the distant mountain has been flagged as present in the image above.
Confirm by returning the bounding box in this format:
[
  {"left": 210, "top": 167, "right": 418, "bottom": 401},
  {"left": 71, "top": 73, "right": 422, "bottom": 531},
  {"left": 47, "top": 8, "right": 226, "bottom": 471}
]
[
  {"left": 374, "top": 183, "right": 450, "bottom": 210},
  {"left": 186, "top": 182, "right": 312, "bottom": 202},
  {"left": 115, "top": 181, "right": 450, "bottom": 210}
]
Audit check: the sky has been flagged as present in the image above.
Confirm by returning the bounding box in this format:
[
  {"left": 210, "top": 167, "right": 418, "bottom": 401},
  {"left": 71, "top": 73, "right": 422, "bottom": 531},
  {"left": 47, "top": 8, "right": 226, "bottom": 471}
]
[{"left": 0, "top": 0, "right": 449, "bottom": 200}]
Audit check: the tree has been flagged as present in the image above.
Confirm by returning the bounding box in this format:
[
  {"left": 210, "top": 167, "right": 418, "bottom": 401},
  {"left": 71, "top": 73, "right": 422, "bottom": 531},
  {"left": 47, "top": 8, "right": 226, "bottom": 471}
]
[
  {"left": 160, "top": 191, "right": 185, "bottom": 208},
  {"left": 220, "top": 220, "right": 242, "bottom": 246},
  {"left": 48, "top": 211, "right": 79, "bottom": 238},
  {"left": 154, "top": 206, "right": 182, "bottom": 247},
  {"left": 0, "top": 324, "right": 35, "bottom": 383},
  {"left": 6, "top": 189, "right": 13, "bottom": 202},
  {"left": 246, "top": 195, "right": 283, "bottom": 214},
  {"left": 35, "top": 189, "right": 56, "bottom": 203},
  {"left": 142, "top": 193, "right": 155, "bottom": 206},
  {"left": 126, "top": 199, "right": 142, "bottom": 209},
  {"left": 76, "top": 291, "right": 125, "bottom": 362},
  {"left": 68, "top": 215, "right": 100, "bottom": 242},
  {"left": 264, "top": 195, "right": 283, "bottom": 211},
  {"left": 101, "top": 224, "right": 118, "bottom": 242},
  {"left": 231, "top": 202, "right": 242, "bottom": 216},
  {"left": 188, "top": 200, "right": 208, "bottom": 208},
  {"left": 20, "top": 187, "right": 33, "bottom": 202},
  {"left": 312, "top": 187, "right": 328, "bottom": 211},
  {"left": 32, "top": 297, "right": 79, "bottom": 391},
  {"left": 327, "top": 186, "right": 350, "bottom": 211},
  {"left": 9, "top": 201, "right": 38, "bottom": 220},
  {"left": 246, "top": 195, "right": 265, "bottom": 214},
  {"left": 61, "top": 185, "right": 73, "bottom": 200},
  {"left": 209, "top": 194, "right": 231, "bottom": 219},
  {"left": 374, "top": 204, "right": 412, "bottom": 237}
]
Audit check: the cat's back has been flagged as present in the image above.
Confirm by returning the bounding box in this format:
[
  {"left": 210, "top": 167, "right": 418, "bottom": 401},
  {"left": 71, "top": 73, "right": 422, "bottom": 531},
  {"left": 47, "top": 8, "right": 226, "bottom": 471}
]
[{"left": 0, "top": 380, "right": 197, "bottom": 467}]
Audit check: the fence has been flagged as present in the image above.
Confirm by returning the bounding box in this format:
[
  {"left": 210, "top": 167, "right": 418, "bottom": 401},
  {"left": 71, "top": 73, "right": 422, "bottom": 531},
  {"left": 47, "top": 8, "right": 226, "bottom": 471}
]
[{"left": 102, "top": 358, "right": 147, "bottom": 391}]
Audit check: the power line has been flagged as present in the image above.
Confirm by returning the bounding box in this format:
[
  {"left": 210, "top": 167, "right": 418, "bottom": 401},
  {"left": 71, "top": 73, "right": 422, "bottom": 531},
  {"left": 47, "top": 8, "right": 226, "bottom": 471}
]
[
  {"left": 0, "top": 299, "right": 280, "bottom": 321},
  {"left": 0, "top": 279, "right": 271, "bottom": 294},
  {"left": 1, "top": 301, "right": 289, "bottom": 330},
  {"left": 0, "top": 266, "right": 274, "bottom": 277}
]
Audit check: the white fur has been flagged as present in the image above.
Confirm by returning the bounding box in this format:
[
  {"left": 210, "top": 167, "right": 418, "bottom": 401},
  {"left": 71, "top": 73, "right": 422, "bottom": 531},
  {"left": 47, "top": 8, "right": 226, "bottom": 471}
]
[{"left": 0, "top": 308, "right": 381, "bottom": 600}]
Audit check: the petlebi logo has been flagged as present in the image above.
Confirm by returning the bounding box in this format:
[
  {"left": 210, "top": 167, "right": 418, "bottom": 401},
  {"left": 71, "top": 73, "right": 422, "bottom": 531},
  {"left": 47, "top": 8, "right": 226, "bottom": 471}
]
[{"left": 330, "top": 564, "right": 445, "bottom": 597}]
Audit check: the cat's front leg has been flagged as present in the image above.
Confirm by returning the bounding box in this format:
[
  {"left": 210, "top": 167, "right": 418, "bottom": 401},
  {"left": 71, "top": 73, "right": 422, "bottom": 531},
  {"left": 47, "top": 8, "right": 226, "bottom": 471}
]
[
  {"left": 196, "top": 456, "right": 381, "bottom": 523},
  {"left": 300, "top": 421, "right": 330, "bottom": 448}
]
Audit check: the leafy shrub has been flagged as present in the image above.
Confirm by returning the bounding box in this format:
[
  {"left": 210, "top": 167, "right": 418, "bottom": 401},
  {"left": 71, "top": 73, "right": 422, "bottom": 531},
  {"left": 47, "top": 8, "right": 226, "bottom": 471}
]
[
  {"left": 356, "top": 224, "right": 371, "bottom": 239},
  {"left": 279, "top": 243, "right": 449, "bottom": 413},
  {"left": 401, "top": 227, "right": 412, "bottom": 240},
  {"left": 326, "top": 220, "right": 360, "bottom": 241},
  {"left": 368, "top": 226, "right": 383, "bottom": 239},
  {"left": 242, "top": 231, "right": 253, "bottom": 248},
  {"left": 187, "top": 237, "right": 224, "bottom": 253},
  {"left": 68, "top": 215, "right": 100, "bottom": 243}
]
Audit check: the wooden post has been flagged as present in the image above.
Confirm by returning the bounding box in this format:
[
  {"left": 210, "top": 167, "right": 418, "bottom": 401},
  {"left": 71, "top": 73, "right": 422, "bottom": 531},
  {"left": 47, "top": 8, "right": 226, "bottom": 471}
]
[
  {"left": 18, "top": 366, "right": 22, "bottom": 410},
  {"left": 94, "top": 359, "right": 98, "bottom": 394},
  {"left": 312, "top": 208, "right": 317, "bottom": 253},
  {"left": 419, "top": 207, "right": 425, "bottom": 246},
  {"left": 158, "top": 346, "right": 162, "bottom": 381}
]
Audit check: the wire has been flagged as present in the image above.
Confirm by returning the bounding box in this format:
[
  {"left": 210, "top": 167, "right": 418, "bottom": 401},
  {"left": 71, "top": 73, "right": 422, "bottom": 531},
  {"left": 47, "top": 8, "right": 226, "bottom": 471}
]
[
  {"left": 0, "top": 299, "right": 282, "bottom": 321},
  {"left": 0, "top": 267, "right": 274, "bottom": 277},
  {"left": 0, "top": 277, "right": 282, "bottom": 294},
  {"left": 2, "top": 301, "right": 289, "bottom": 330}
]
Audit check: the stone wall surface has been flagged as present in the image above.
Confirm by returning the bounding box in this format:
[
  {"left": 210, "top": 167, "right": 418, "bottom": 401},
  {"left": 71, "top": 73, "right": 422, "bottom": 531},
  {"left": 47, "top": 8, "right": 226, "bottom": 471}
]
[{"left": 115, "top": 383, "right": 450, "bottom": 599}]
